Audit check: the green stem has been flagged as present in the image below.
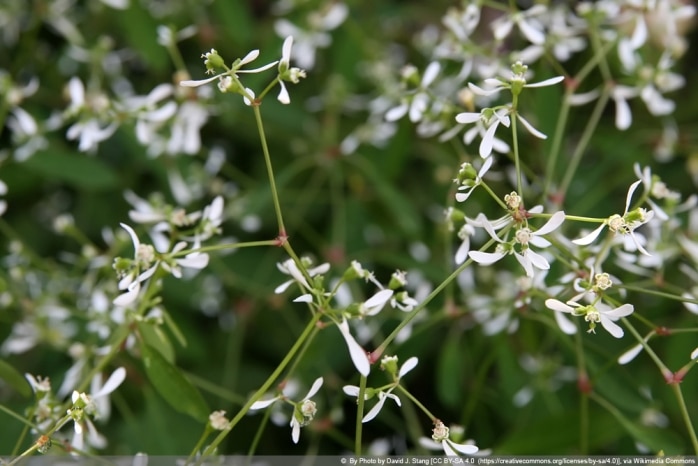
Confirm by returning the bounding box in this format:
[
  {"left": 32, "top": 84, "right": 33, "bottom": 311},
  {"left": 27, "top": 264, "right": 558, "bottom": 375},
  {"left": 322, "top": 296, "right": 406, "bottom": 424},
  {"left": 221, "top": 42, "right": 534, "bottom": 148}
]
[
  {"left": 396, "top": 385, "right": 437, "bottom": 421},
  {"left": 195, "top": 311, "right": 323, "bottom": 463},
  {"left": 252, "top": 104, "right": 286, "bottom": 235},
  {"left": 511, "top": 98, "right": 523, "bottom": 197},
  {"left": 559, "top": 85, "right": 611, "bottom": 198},
  {"left": 354, "top": 375, "right": 367, "bottom": 456},
  {"left": 670, "top": 384, "right": 698, "bottom": 455}
]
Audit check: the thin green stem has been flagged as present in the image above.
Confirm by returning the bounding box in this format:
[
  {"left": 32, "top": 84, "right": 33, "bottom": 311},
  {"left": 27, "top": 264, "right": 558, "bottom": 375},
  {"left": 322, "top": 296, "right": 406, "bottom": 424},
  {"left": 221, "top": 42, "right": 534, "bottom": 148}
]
[
  {"left": 670, "top": 384, "right": 698, "bottom": 455},
  {"left": 511, "top": 98, "right": 523, "bottom": 197},
  {"left": 559, "top": 85, "right": 611, "bottom": 198},
  {"left": 354, "top": 375, "right": 367, "bottom": 456},
  {"left": 396, "top": 385, "right": 437, "bottom": 421},
  {"left": 252, "top": 104, "right": 286, "bottom": 234},
  {"left": 195, "top": 311, "right": 323, "bottom": 464}
]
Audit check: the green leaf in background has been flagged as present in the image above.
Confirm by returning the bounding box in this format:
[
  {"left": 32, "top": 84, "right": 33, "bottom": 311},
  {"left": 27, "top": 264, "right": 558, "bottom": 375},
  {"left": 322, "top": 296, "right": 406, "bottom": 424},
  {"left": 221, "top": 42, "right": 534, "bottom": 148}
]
[
  {"left": 140, "top": 342, "right": 209, "bottom": 422},
  {"left": 0, "top": 359, "right": 31, "bottom": 398},
  {"left": 137, "top": 322, "right": 175, "bottom": 363},
  {"left": 436, "top": 331, "right": 462, "bottom": 408},
  {"left": 23, "top": 149, "right": 119, "bottom": 191},
  {"left": 211, "top": 0, "right": 254, "bottom": 50}
]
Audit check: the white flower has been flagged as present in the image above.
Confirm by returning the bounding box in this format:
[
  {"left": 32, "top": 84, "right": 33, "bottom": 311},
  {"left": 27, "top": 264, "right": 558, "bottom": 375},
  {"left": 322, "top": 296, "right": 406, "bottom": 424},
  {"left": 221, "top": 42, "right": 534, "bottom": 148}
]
[
  {"left": 419, "top": 420, "right": 479, "bottom": 456},
  {"left": 469, "top": 211, "right": 566, "bottom": 277},
  {"left": 67, "top": 367, "right": 126, "bottom": 451},
  {"left": 545, "top": 299, "right": 634, "bottom": 338},
  {"left": 454, "top": 156, "right": 494, "bottom": 203},
  {"left": 113, "top": 223, "right": 159, "bottom": 306},
  {"left": 180, "top": 49, "right": 278, "bottom": 97},
  {"left": 273, "top": 3, "right": 348, "bottom": 70},
  {"left": 250, "top": 377, "right": 324, "bottom": 444},
  {"left": 209, "top": 410, "right": 229, "bottom": 430},
  {"left": 274, "top": 257, "right": 330, "bottom": 302},
  {"left": 343, "top": 356, "right": 418, "bottom": 422},
  {"left": 277, "top": 36, "right": 306, "bottom": 105},
  {"left": 455, "top": 108, "right": 510, "bottom": 158},
  {"left": 491, "top": 4, "right": 547, "bottom": 45},
  {"left": 572, "top": 179, "right": 654, "bottom": 255},
  {"left": 385, "top": 62, "right": 441, "bottom": 123}
]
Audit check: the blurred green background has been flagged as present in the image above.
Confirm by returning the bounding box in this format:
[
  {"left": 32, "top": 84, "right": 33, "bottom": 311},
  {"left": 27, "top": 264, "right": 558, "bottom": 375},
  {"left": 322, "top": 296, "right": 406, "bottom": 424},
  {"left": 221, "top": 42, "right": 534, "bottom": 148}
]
[{"left": 1, "top": 0, "right": 698, "bottom": 457}]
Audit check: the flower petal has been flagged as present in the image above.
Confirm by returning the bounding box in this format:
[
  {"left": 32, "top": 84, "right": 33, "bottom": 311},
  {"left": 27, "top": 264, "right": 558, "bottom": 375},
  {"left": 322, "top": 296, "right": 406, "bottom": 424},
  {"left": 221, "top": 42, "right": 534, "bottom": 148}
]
[
  {"left": 304, "top": 377, "right": 324, "bottom": 399},
  {"left": 535, "top": 211, "right": 566, "bottom": 236},
  {"left": 572, "top": 223, "right": 606, "bottom": 246},
  {"left": 468, "top": 250, "right": 505, "bottom": 265},
  {"left": 338, "top": 319, "right": 371, "bottom": 376},
  {"left": 398, "top": 357, "right": 419, "bottom": 378},
  {"left": 93, "top": 367, "right": 126, "bottom": 398}
]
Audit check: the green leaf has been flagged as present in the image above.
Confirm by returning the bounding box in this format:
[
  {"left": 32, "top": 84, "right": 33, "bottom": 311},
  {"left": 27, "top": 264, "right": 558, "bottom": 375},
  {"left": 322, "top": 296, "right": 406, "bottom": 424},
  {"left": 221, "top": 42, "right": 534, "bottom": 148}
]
[
  {"left": 140, "top": 343, "right": 209, "bottom": 422},
  {"left": 23, "top": 149, "right": 119, "bottom": 191},
  {"left": 0, "top": 360, "right": 31, "bottom": 398},
  {"left": 436, "top": 332, "right": 461, "bottom": 408},
  {"left": 137, "top": 322, "right": 175, "bottom": 363}
]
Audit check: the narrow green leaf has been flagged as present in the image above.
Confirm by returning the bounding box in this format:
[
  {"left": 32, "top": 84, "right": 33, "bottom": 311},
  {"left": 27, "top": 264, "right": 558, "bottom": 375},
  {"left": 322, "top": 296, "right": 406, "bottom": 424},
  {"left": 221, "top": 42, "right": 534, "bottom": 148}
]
[
  {"left": 23, "top": 149, "right": 119, "bottom": 190},
  {"left": 0, "top": 360, "right": 31, "bottom": 398},
  {"left": 140, "top": 343, "right": 209, "bottom": 422},
  {"left": 137, "top": 322, "right": 175, "bottom": 363}
]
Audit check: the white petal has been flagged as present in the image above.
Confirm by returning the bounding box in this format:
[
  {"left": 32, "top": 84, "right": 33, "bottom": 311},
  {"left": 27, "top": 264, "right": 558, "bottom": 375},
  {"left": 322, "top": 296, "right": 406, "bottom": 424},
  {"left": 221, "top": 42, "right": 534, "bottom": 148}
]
[
  {"left": 418, "top": 438, "right": 443, "bottom": 451},
  {"left": 614, "top": 96, "right": 632, "bottom": 130},
  {"left": 535, "top": 211, "right": 565, "bottom": 236},
  {"left": 448, "top": 440, "right": 479, "bottom": 455},
  {"left": 250, "top": 397, "right": 279, "bottom": 410},
  {"left": 518, "top": 19, "right": 545, "bottom": 45},
  {"left": 180, "top": 74, "right": 223, "bottom": 88},
  {"left": 691, "top": 347, "right": 698, "bottom": 360},
  {"left": 422, "top": 62, "right": 441, "bottom": 87},
  {"left": 468, "top": 250, "right": 505, "bottom": 265},
  {"left": 338, "top": 319, "right": 370, "bottom": 376},
  {"left": 342, "top": 385, "right": 361, "bottom": 397},
  {"left": 554, "top": 309, "right": 577, "bottom": 334},
  {"left": 385, "top": 103, "right": 408, "bottom": 122},
  {"left": 398, "top": 357, "right": 419, "bottom": 378},
  {"left": 290, "top": 417, "right": 301, "bottom": 443},
  {"left": 603, "top": 303, "right": 634, "bottom": 319},
  {"left": 239, "top": 49, "right": 260, "bottom": 66},
  {"left": 526, "top": 76, "right": 565, "bottom": 88},
  {"left": 514, "top": 251, "right": 535, "bottom": 277},
  {"left": 93, "top": 367, "right": 126, "bottom": 398},
  {"left": 277, "top": 81, "right": 290, "bottom": 104},
  {"left": 517, "top": 114, "right": 547, "bottom": 139},
  {"left": 120, "top": 223, "right": 140, "bottom": 250},
  {"left": 455, "top": 238, "right": 470, "bottom": 264},
  {"left": 468, "top": 82, "right": 505, "bottom": 97},
  {"left": 293, "top": 294, "right": 313, "bottom": 303},
  {"left": 524, "top": 249, "right": 549, "bottom": 270},
  {"left": 364, "top": 289, "right": 394, "bottom": 309},
  {"left": 455, "top": 112, "right": 481, "bottom": 124},
  {"left": 479, "top": 120, "right": 500, "bottom": 158},
  {"left": 442, "top": 440, "right": 459, "bottom": 457},
  {"left": 572, "top": 223, "right": 606, "bottom": 245},
  {"left": 625, "top": 179, "right": 642, "bottom": 214},
  {"left": 177, "top": 252, "right": 209, "bottom": 269},
  {"left": 599, "top": 316, "right": 624, "bottom": 338},
  {"left": 545, "top": 298, "right": 573, "bottom": 313},
  {"left": 618, "top": 343, "right": 644, "bottom": 365},
  {"left": 113, "top": 285, "right": 140, "bottom": 307},
  {"left": 281, "top": 36, "right": 293, "bottom": 63},
  {"left": 362, "top": 392, "right": 388, "bottom": 423},
  {"left": 304, "top": 377, "right": 324, "bottom": 399},
  {"left": 274, "top": 279, "right": 294, "bottom": 294}
]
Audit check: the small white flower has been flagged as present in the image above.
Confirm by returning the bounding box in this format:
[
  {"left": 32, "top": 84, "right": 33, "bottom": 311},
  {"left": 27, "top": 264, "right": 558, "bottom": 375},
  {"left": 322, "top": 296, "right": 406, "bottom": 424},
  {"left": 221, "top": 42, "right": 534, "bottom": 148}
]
[
  {"left": 545, "top": 299, "right": 634, "bottom": 338},
  {"left": 572, "top": 179, "right": 654, "bottom": 255},
  {"left": 209, "top": 410, "right": 229, "bottom": 430},
  {"left": 455, "top": 108, "right": 510, "bottom": 158},
  {"left": 343, "top": 356, "right": 418, "bottom": 422},
  {"left": 419, "top": 420, "right": 479, "bottom": 456}
]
